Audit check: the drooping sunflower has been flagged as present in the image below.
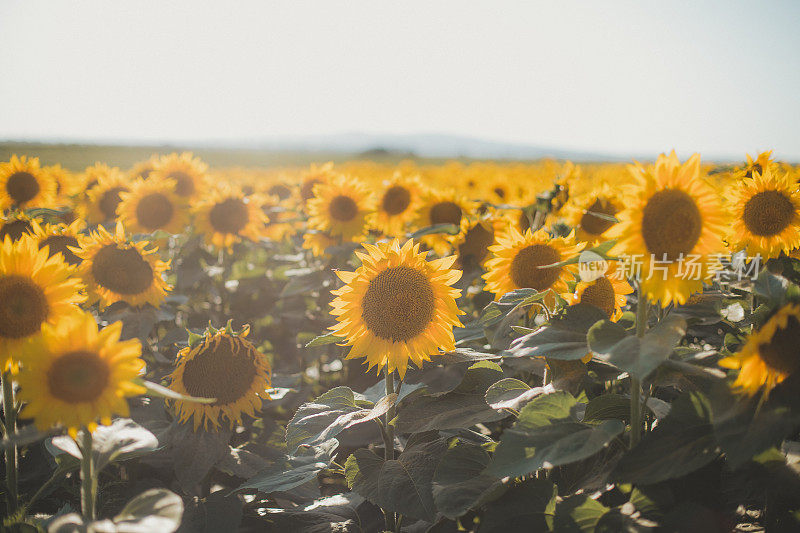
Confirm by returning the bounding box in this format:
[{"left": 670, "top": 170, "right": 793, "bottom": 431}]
[
  {"left": 561, "top": 184, "right": 623, "bottom": 244},
  {"left": 727, "top": 167, "right": 800, "bottom": 260},
  {"left": 0, "top": 155, "right": 57, "bottom": 210},
  {"left": 16, "top": 310, "right": 145, "bottom": 437},
  {"left": 193, "top": 187, "right": 267, "bottom": 249},
  {"left": 373, "top": 174, "right": 424, "bottom": 237},
  {"left": 483, "top": 227, "right": 584, "bottom": 307},
  {"left": 607, "top": 152, "right": 728, "bottom": 307},
  {"left": 77, "top": 223, "right": 171, "bottom": 309},
  {"left": 415, "top": 189, "right": 474, "bottom": 255},
  {"left": 149, "top": 152, "right": 208, "bottom": 199},
  {"left": 329, "top": 239, "right": 463, "bottom": 378},
  {"left": 307, "top": 175, "right": 374, "bottom": 241},
  {"left": 30, "top": 219, "right": 85, "bottom": 267},
  {"left": 0, "top": 213, "right": 36, "bottom": 243},
  {"left": 168, "top": 324, "right": 272, "bottom": 431},
  {"left": 83, "top": 165, "right": 130, "bottom": 224},
  {"left": 0, "top": 235, "right": 85, "bottom": 371},
  {"left": 117, "top": 178, "right": 188, "bottom": 235},
  {"left": 719, "top": 303, "right": 800, "bottom": 394}
]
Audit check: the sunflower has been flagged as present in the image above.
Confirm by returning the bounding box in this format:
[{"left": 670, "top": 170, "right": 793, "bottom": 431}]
[
  {"left": 300, "top": 162, "right": 335, "bottom": 206},
  {"left": 307, "top": 175, "right": 374, "bottom": 241},
  {"left": 16, "top": 310, "right": 145, "bottom": 437},
  {"left": 193, "top": 187, "right": 267, "bottom": 249},
  {"left": 117, "top": 178, "right": 187, "bottom": 235},
  {"left": 720, "top": 303, "right": 800, "bottom": 394},
  {"left": 606, "top": 152, "right": 728, "bottom": 307},
  {"left": 329, "top": 239, "right": 463, "bottom": 378},
  {"left": 302, "top": 231, "right": 339, "bottom": 258},
  {"left": 31, "top": 219, "right": 85, "bottom": 267},
  {"left": 563, "top": 262, "right": 632, "bottom": 321},
  {"left": 454, "top": 216, "right": 502, "bottom": 271},
  {"left": 415, "top": 189, "right": 474, "bottom": 255},
  {"left": 741, "top": 150, "right": 776, "bottom": 180},
  {"left": 83, "top": 165, "right": 129, "bottom": 224},
  {"left": 0, "top": 213, "right": 35, "bottom": 243},
  {"left": 129, "top": 156, "right": 159, "bottom": 180},
  {"left": 77, "top": 223, "right": 171, "bottom": 309},
  {"left": 0, "top": 155, "right": 57, "bottom": 210},
  {"left": 727, "top": 167, "right": 800, "bottom": 260},
  {"left": 373, "top": 174, "right": 424, "bottom": 236},
  {"left": 149, "top": 152, "right": 207, "bottom": 200},
  {"left": 0, "top": 235, "right": 85, "bottom": 371},
  {"left": 45, "top": 164, "right": 80, "bottom": 202},
  {"left": 168, "top": 324, "right": 272, "bottom": 431},
  {"left": 483, "top": 227, "right": 584, "bottom": 307},
  {"left": 561, "top": 184, "right": 623, "bottom": 244}
]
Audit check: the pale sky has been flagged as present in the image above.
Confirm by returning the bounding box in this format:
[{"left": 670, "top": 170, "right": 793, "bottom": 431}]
[{"left": 1, "top": 0, "right": 798, "bottom": 160}]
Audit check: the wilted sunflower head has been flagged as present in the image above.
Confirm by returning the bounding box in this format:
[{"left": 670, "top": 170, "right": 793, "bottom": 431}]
[
  {"left": 83, "top": 164, "right": 129, "bottom": 223},
  {"left": 118, "top": 177, "right": 187, "bottom": 235},
  {"left": 149, "top": 152, "right": 208, "bottom": 199},
  {"left": 0, "top": 235, "right": 85, "bottom": 371},
  {"left": 77, "top": 223, "right": 171, "bottom": 309},
  {"left": 168, "top": 322, "right": 272, "bottom": 431},
  {"left": 330, "top": 239, "right": 464, "bottom": 378},
  {"left": 307, "top": 174, "right": 374, "bottom": 241},
  {"left": 31, "top": 219, "right": 85, "bottom": 267},
  {"left": 720, "top": 303, "right": 800, "bottom": 395},
  {"left": 483, "top": 227, "right": 584, "bottom": 307},
  {"left": 16, "top": 310, "right": 145, "bottom": 437},
  {"left": 0, "top": 155, "right": 57, "bottom": 210},
  {"left": 194, "top": 186, "right": 268, "bottom": 250},
  {"left": 728, "top": 167, "right": 800, "bottom": 260},
  {"left": 607, "top": 151, "right": 728, "bottom": 307}
]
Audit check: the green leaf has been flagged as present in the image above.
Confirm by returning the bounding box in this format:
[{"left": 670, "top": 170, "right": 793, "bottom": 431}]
[
  {"left": 477, "top": 479, "right": 557, "bottom": 532},
  {"left": 432, "top": 439, "right": 503, "bottom": 519},
  {"left": 753, "top": 270, "right": 790, "bottom": 307},
  {"left": 586, "top": 320, "right": 627, "bottom": 355},
  {"left": 407, "top": 223, "right": 459, "bottom": 239},
  {"left": 50, "top": 419, "right": 158, "bottom": 472},
  {"left": 612, "top": 391, "right": 718, "bottom": 484},
  {"left": 395, "top": 361, "right": 506, "bottom": 433},
  {"left": 280, "top": 269, "right": 329, "bottom": 298},
  {"left": 582, "top": 393, "right": 631, "bottom": 423},
  {"left": 345, "top": 432, "right": 448, "bottom": 521},
  {"left": 488, "top": 391, "right": 624, "bottom": 477},
  {"left": 286, "top": 387, "right": 396, "bottom": 453},
  {"left": 484, "top": 378, "right": 554, "bottom": 411},
  {"left": 139, "top": 380, "right": 216, "bottom": 404},
  {"left": 114, "top": 488, "right": 184, "bottom": 532},
  {"left": 305, "top": 331, "right": 345, "bottom": 348},
  {"left": 235, "top": 440, "right": 336, "bottom": 495},
  {"left": 507, "top": 304, "right": 607, "bottom": 360},
  {"left": 554, "top": 494, "right": 609, "bottom": 533}
]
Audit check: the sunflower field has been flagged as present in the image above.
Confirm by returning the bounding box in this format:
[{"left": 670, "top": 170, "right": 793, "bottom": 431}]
[{"left": 1, "top": 149, "right": 800, "bottom": 533}]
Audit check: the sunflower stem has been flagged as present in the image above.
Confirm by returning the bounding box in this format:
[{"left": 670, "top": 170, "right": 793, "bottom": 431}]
[
  {"left": 382, "top": 367, "right": 396, "bottom": 531},
  {"left": 80, "top": 428, "right": 97, "bottom": 521},
  {"left": 2, "top": 371, "right": 19, "bottom": 516},
  {"left": 630, "top": 286, "right": 649, "bottom": 448}
]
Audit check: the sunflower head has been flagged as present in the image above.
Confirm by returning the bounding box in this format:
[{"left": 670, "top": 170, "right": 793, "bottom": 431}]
[
  {"left": 0, "top": 235, "right": 85, "bottom": 371},
  {"left": 300, "top": 162, "right": 335, "bottom": 205},
  {"left": 17, "top": 310, "right": 145, "bottom": 437},
  {"left": 483, "top": 227, "right": 584, "bottom": 307},
  {"left": 193, "top": 186, "right": 268, "bottom": 250},
  {"left": 77, "top": 223, "right": 171, "bottom": 309},
  {"left": 454, "top": 216, "right": 501, "bottom": 271},
  {"left": 330, "top": 239, "right": 463, "bottom": 378},
  {"left": 561, "top": 183, "right": 622, "bottom": 244},
  {"left": 720, "top": 303, "right": 800, "bottom": 395},
  {"left": 31, "top": 219, "right": 85, "bottom": 267},
  {"left": 168, "top": 322, "right": 272, "bottom": 431},
  {"left": 118, "top": 177, "right": 188, "bottom": 235},
  {"left": 741, "top": 151, "right": 776, "bottom": 180},
  {"left": 0, "top": 155, "right": 57, "bottom": 210},
  {"left": 129, "top": 155, "right": 160, "bottom": 181},
  {"left": 415, "top": 189, "right": 474, "bottom": 256},
  {"left": 563, "top": 262, "right": 632, "bottom": 321},
  {"left": 307, "top": 174, "right": 374, "bottom": 241},
  {"left": 82, "top": 164, "right": 129, "bottom": 223},
  {"left": 607, "top": 152, "right": 728, "bottom": 307},
  {"left": 149, "top": 152, "right": 208, "bottom": 199},
  {"left": 728, "top": 167, "right": 800, "bottom": 260},
  {"left": 0, "top": 213, "right": 36, "bottom": 243},
  {"left": 374, "top": 174, "right": 424, "bottom": 237}
]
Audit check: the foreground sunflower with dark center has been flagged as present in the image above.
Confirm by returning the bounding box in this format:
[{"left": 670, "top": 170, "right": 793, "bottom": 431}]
[
  {"left": 0, "top": 155, "right": 57, "bottom": 210},
  {"left": 168, "top": 324, "right": 272, "bottom": 431},
  {"left": 193, "top": 186, "right": 267, "bottom": 249},
  {"left": 0, "top": 235, "right": 85, "bottom": 371},
  {"left": 118, "top": 177, "right": 188, "bottom": 235},
  {"left": 374, "top": 174, "right": 423, "bottom": 237},
  {"left": 329, "top": 239, "right": 463, "bottom": 378},
  {"left": 728, "top": 167, "right": 800, "bottom": 260},
  {"left": 720, "top": 303, "right": 800, "bottom": 394},
  {"left": 148, "top": 152, "right": 208, "bottom": 199},
  {"left": 77, "top": 223, "right": 171, "bottom": 309},
  {"left": 31, "top": 219, "right": 85, "bottom": 267},
  {"left": 17, "top": 310, "right": 146, "bottom": 437},
  {"left": 607, "top": 151, "right": 728, "bottom": 306},
  {"left": 307, "top": 174, "right": 374, "bottom": 241},
  {"left": 483, "top": 227, "right": 584, "bottom": 307}
]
